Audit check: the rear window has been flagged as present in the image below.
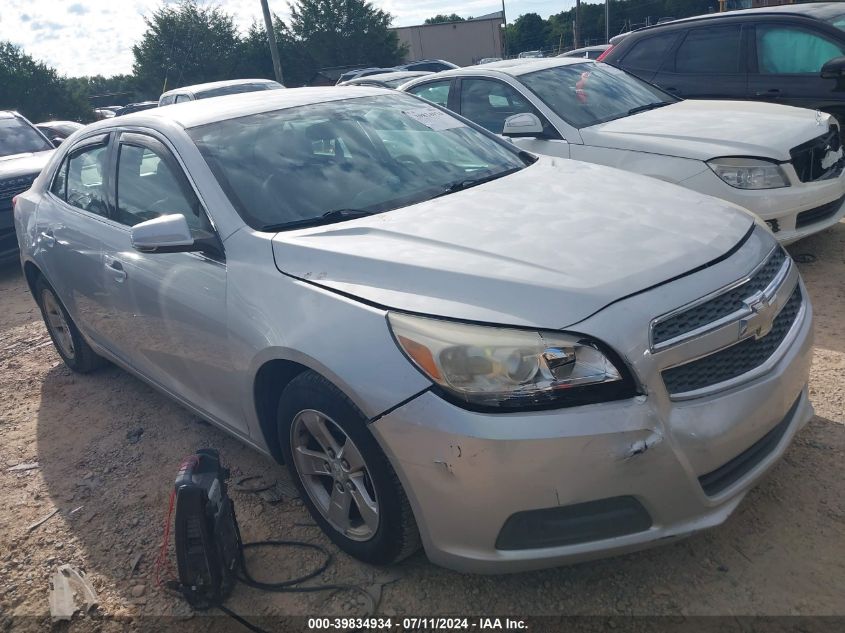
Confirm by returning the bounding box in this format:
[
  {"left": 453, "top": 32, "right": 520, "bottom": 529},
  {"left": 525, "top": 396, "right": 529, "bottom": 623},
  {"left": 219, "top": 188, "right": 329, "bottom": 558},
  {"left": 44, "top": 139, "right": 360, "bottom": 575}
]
[
  {"left": 620, "top": 33, "right": 678, "bottom": 72},
  {"left": 675, "top": 26, "right": 742, "bottom": 73},
  {"left": 0, "top": 117, "right": 52, "bottom": 157}
]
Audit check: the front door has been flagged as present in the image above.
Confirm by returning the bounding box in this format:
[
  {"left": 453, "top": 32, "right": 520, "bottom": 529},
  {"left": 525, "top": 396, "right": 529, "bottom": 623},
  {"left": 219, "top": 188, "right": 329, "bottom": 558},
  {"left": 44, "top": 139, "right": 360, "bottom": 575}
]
[
  {"left": 98, "top": 131, "right": 243, "bottom": 433},
  {"left": 748, "top": 22, "right": 845, "bottom": 113}
]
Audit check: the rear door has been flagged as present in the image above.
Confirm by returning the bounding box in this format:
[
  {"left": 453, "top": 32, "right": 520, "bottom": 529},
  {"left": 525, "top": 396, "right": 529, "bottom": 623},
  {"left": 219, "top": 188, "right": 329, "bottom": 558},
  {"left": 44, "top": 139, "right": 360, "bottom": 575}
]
[
  {"left": 35, "top": 134, "right": 115, "bottom": 344},
  {"left": 748, "top": 20, "right": 845, "bottom": 111},
  {"left": 613, "top": 31, "right": 680, "bottom": 83},
  {"left": 651, "top": 23, "right": 748, "bottom": 99}
]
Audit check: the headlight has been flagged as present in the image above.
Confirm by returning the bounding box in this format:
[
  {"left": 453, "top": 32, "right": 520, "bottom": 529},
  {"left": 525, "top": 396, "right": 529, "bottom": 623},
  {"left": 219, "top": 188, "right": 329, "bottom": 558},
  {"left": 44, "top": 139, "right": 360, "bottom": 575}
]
[
  {"left": 707, "top": 157, "right": 789, "bottom": 189},
  {"left": 388, "top": 312, "right": 635, "bottom": 410}
]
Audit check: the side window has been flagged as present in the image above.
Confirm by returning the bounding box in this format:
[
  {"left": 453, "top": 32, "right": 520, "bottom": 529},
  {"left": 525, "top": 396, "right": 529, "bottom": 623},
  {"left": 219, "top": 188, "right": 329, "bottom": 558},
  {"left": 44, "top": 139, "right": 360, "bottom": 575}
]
[
  {"left": 159, "top": 95, "right": 175, "bottom": 106},
  {"left": 50, "top": 158, "right": 67, "bottom": 199},
  {"left": 115, "top": 140, "right": 212, "bottom": 234},
  {"left": 459, "top": 78, "right": 559, "bottom": 138},
  {"left": 620, "top": 32, "right": 679, "bottom": 73},
  {"left": 174, "top": 94, "right": 192, "bottom": 104},
  {"left": 756, "top": 25, "right": 845, "bottom": 74},
  {"left": 675, "top": 25, "right": 742, "bottom": 74},
  {"left": 65, "top": 144, "right": 109, "bottom": 217},
  {"left": 407, "top": 80, "right": 451, "bottom": 107}
]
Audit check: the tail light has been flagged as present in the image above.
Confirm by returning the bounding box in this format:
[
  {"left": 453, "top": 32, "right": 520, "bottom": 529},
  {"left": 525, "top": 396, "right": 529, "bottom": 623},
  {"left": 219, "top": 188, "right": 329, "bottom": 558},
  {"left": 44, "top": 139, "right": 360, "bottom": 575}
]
[
  {"left": 12, "top": 195, "right": 20, "bottom": 209},
  {"left": 596, "top": 46, "right": 614, "bottom": 62}
]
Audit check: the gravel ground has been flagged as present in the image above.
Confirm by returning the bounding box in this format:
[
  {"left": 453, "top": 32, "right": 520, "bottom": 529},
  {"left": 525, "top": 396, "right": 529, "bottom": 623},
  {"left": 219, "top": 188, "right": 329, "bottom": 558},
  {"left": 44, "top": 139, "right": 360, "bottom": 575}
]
[{"left": 0, "top": 222, "right": 843, "bottom": 631}]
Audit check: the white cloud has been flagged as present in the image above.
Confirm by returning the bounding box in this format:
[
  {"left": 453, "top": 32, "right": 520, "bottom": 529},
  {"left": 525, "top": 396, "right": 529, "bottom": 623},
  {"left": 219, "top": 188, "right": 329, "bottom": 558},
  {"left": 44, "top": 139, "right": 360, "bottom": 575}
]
[{"left": 0, "top": 0, "right": 576, "bottom": 77}]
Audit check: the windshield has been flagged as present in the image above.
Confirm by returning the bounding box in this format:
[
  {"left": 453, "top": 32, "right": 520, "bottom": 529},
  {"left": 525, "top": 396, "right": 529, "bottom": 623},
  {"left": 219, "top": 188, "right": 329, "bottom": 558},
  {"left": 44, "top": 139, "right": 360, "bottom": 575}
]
[
  {"left": 384, "top": 76, "right": 416, "bottom": 88},
  {"left": 520, "top": 63, "right": 675, "bottom": 128},
  {"left": 189, "top": 94, "right": 528, "bottom": 231},
  {"left": 0, "top": 117, "right": 53, "bottom": 157}
]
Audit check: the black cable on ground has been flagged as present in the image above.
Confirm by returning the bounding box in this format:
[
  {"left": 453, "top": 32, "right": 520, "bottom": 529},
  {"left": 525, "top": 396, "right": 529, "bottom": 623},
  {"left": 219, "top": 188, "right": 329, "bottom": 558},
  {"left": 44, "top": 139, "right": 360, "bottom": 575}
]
[{"left": 216, "top": 539, "right": 376, "bottom": 633}]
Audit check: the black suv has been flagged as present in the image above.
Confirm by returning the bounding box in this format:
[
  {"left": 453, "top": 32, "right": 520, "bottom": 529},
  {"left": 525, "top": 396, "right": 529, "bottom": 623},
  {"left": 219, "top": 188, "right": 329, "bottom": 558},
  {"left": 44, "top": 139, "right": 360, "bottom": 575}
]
[
  {"left": 0, "top": 111, "right": 54, "bottom": 264},
  {"left": 603, "top": 3, "right": 845, "bottom": 124}
]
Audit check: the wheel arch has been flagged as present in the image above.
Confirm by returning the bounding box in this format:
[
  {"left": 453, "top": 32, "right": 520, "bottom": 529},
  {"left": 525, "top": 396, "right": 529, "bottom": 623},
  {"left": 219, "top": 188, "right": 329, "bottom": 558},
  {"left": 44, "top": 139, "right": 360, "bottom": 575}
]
[{"left": 23, "top": 259, "right": 43, "bottom": 298}]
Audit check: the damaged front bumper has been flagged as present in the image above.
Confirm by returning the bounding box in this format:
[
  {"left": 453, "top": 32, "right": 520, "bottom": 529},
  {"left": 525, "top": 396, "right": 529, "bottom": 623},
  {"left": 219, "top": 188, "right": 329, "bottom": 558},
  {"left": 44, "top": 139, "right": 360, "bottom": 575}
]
[{"left": 370, "top": 294, "right": 814, "bottom": 573}]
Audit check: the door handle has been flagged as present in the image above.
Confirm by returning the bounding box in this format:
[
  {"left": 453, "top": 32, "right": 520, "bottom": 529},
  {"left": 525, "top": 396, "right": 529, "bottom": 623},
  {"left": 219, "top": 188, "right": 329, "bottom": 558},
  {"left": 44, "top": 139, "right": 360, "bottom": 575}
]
[
  {"left": 40, "top": 230, "right": 56, "bottom": 247},
  {"left": 755, "top": 88, "right": 782, "bottom": 97},
  {"left": 105, "top": 258, "right": 127, "bottom": 283},
  {"left": 664, "top": 86, "right": 679, "bottom": 93}
]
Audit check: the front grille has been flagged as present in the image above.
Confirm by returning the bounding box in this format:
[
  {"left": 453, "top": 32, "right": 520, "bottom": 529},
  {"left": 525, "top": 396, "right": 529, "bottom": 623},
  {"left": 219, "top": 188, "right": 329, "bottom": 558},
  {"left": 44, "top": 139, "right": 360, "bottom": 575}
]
[
  {"left": 795, "top": 194, "right": 845, "bottom": 229},
  {"left": 652, "top": 248, "right": 787, "bottom": 346},
  {"left": 698, "top": 395, "right": 800, "bottom": 496},
  {"left": 662, "top": 285, "right": 802, "bottom": 395},
  {"left": 790, "top": 127, "right": 843, "bottom": 183},
  {"left": 0, "top": 174, "right": 36, "bottom": 213}
]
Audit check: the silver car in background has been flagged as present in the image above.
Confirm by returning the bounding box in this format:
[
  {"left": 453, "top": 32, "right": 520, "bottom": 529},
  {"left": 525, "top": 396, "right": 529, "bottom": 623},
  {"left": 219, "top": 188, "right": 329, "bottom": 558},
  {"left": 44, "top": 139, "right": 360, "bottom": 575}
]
[{"left": 14, "top": 88, "right": 813, "bottom": 572}]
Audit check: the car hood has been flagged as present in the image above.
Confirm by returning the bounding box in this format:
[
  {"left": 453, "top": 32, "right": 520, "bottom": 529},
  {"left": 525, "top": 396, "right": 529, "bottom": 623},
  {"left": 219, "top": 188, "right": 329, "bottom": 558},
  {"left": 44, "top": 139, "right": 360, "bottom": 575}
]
[
  {"left": 0, "top": 150, "right": 53, "bottom": 179},
  {"left": 581, "top": 100, "right": 831, "bottom": 162},
  {"left": 272, "top": 157, "right": 754, "bottom": 329}
]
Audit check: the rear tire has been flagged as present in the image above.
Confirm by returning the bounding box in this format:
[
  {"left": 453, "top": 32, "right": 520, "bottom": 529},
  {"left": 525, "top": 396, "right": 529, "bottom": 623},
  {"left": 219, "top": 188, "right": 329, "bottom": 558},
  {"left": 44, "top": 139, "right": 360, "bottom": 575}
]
[
  {"left": 277, "top": 370, "right": 420, "bottom": 565},
  {"left": 34, "top": 276, "right": 106, "bottom": 373}
]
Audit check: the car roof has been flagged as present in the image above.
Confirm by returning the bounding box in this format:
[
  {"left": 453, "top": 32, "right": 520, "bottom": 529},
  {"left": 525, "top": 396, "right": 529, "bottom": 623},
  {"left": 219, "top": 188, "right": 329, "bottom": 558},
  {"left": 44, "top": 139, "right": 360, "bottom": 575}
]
[
  {"left": 409, "top": 56, "right": 590, "bottom": 80},
  {"left": 623, "top": 1, "right": 844, "bottom": 37},
  {"left": 347, "top": 71, "right": 431, "bottom": 83},
  {"left": 0, "top": 110, "right": 20, "bottom": 119},
  {"left": 93, "top": 86, "right": 393, "bottom": 130},
  {"left": 161, "top": 78, "right": 279, "bottom": 98},
  {"left": 564, "top": 45, "right": 610, "bottom": 54}
]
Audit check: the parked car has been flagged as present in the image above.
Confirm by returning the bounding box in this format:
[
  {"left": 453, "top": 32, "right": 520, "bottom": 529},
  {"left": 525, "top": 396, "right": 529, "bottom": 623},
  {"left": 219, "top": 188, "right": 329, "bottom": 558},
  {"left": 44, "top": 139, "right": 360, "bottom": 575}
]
[
  {"left": 396, "top": 59, "right": 459, "bottom": 72},
  {"left": 518, "top": 50, "right": 544, "bottom": 58},
  {"left": 113, "top": 102, "right": 158, "bottom": 117},
  {"left": 93, "top": 107, "right": 119, "bottom": 120},
  {"left": 401, "top": 58, "right": 845, "bottom": 243},
  {"left": 36, "top": 121, "right": 84, "bottom": 145},
  {"left": 339, "top": 71, "right": 432, "bottom": 89},
  {"left": 1, "top": 111, "right": 54, "bottom": 264},
  {"left": 159, "top": 79, "right": 283, "bottom": 106},
  {"left": 335, "top": 68, "right": 394, "bottom": 84},
  {"left": 558, "top": 44, "right": 611, "bottom": 60},
  {"left": 16, "top": 87, "right": 813, "bottom": 573},
  {"left": 478, "top": 57, "right": 503, "bottom": 65},
  {"left": 601, "top": 2, "right": 845, "bottom": 127}
]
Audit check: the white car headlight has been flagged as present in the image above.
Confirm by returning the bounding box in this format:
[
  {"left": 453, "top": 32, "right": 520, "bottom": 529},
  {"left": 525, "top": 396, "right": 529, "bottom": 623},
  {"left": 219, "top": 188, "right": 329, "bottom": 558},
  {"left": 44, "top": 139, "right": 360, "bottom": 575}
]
[
  {"left": 388, "top": 312, "right": 635, "bottom": 410},
  {"left": 707, "top": 157, "right": 790, "bottom": 190}
]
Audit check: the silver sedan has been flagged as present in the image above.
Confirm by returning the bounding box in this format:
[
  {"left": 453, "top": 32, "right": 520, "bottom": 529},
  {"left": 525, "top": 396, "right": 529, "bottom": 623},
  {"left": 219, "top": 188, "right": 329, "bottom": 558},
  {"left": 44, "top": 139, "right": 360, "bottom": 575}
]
[{"left": 14, "top": 87, "right": 813, "bottom": 572}]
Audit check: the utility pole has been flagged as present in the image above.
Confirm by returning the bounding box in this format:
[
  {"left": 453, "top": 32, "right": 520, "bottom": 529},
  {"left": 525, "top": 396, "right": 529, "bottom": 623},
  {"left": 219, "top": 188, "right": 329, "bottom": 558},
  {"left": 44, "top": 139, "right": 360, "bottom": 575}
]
[
  {"left": 605, "top": 0, "right": 609, "bottom": 43},
  {"left": 501, "top": 0, "right": 507, "bottom": 58},
  {"left": 260, "top": 0, "right": 284, "bottom": 85},
  {"left": 574, "top": 0, "right": 581, "bottom": 49}
]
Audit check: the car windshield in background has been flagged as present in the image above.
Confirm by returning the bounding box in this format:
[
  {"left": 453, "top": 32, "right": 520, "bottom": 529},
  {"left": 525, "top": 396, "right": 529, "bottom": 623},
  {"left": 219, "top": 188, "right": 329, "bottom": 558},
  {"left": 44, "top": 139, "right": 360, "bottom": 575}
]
[
  {"left": 189, "top": 95, "right": 529, "bottom": 231},
  {"left": 520, "top": 63, "right": 675, "bottom": 128},
  {"left": 384, "top": 76, "right": 416, "bottom": 88},
  {"left": 197, "top": 83, "right": 280, "bottom": 100},
  {"left": 825, "top": 13, "right": 845, "bottom": 32},
  {"left": 0, "top": 118, "right": 53, "bottom": 157}
]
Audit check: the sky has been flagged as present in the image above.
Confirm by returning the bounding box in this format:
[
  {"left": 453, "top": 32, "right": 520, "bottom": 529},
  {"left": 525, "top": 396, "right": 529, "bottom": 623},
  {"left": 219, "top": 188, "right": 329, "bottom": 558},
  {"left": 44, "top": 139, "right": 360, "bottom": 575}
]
[{"left": 0, "top": 0, "right": 575, "bottom": 78}]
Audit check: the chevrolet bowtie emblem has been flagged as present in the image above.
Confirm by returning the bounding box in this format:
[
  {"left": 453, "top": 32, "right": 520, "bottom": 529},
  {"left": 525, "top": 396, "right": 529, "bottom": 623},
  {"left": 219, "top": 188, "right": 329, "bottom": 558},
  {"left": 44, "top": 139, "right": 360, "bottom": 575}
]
[{"left": 739, "top": 293, "right": 778, "bottom": 340}]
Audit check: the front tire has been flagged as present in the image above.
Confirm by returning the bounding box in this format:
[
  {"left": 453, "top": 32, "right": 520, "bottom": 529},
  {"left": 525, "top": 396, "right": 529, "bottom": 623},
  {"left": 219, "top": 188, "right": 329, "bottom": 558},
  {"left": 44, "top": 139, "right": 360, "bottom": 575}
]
[
  {"left": 34, "top": 276, "right": 105, "bottom": 373},
  {"left": 277, "top": 371, "right": 420, "bottom": 565}
]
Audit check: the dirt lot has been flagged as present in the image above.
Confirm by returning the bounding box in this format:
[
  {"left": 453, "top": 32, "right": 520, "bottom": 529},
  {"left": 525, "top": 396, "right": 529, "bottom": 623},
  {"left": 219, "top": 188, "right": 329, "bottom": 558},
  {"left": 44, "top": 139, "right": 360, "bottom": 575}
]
[{"left": 0, "top": 223, "right": 843, "bottom": 631}]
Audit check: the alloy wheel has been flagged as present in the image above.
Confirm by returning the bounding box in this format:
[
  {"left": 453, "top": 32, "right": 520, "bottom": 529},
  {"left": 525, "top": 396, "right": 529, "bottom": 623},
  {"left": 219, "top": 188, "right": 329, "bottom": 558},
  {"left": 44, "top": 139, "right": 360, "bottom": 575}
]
[
  {"left": 41, "top": 289, "right": 75, "bottom": 360},
  {"left": 290, "top": 409, "right": 379, "bottom": 541}
]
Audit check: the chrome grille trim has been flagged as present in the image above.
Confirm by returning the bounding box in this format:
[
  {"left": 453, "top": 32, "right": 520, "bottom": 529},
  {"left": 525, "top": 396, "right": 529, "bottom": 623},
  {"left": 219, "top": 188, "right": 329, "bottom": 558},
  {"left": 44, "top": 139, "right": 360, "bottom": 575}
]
[{"left": 650, "top": 246, "right": 788, "bottom": 353}]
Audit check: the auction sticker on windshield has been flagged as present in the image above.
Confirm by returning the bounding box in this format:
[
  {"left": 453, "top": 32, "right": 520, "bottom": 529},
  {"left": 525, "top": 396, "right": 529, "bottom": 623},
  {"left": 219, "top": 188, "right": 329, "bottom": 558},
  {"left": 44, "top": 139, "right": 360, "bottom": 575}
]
[{"left": 403, "top": 107, "right": 465, "bottom": 131}]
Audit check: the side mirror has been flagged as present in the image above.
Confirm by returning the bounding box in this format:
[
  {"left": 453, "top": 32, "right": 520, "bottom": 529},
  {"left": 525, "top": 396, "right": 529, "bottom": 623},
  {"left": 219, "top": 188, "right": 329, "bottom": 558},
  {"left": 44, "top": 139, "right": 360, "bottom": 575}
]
[
  {"left": 502, "top": 113, "right": 545, "bottom": 138},
  {"left": 821, "top": 56, "right": 845, "bottom": 79},
  {"left": 130, "top": 214, "right": 196, "bottom": 253},
  {"left": 51, "top": 136, "right": 64, "bottom": 147}
]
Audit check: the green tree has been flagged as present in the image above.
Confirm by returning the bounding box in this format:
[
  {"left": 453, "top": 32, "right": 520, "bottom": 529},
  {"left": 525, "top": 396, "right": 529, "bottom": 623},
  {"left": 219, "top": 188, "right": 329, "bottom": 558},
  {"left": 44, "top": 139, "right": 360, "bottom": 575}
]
[
  {"left": 285, "top": 0, "right": 407, "bottom": 83},
  {"left": 132, "top": 0, "right": 242, "bottom": 97},
  {"left": 425, "top": 14, "right": 466, "bottom": 25},
  {"left": 506, "top": 13, "right": 550, "bottom": 54},
  {"left": 0, "top": 42, "right": 92, "bottom": 122}
]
